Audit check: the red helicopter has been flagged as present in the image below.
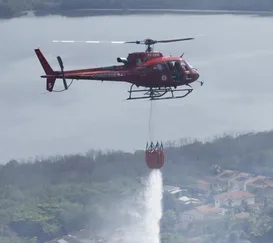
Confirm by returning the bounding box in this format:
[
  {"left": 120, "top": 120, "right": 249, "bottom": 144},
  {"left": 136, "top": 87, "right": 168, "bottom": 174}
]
[{"left": 35, "top": 37, "right": 203, "bottom": 100}]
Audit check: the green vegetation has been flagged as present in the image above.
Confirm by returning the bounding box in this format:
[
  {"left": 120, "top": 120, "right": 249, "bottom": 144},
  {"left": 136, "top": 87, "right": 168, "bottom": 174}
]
[
  {"left": 1, "top": 0, "right": 273, "bottom": 18},
  {"left": 2, "top": 131, "right": 273, "bottom": 242}
]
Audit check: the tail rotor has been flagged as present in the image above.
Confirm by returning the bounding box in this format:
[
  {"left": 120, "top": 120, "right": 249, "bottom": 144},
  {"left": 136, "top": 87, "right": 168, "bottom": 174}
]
[{"left": 56, "top": 56, "right": 68, "bottom": 90}]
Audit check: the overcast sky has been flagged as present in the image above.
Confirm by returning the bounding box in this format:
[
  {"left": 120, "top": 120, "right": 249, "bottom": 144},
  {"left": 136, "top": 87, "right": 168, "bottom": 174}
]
[{"left": 0, "top": 13, "right": 273, "bottom": 163}]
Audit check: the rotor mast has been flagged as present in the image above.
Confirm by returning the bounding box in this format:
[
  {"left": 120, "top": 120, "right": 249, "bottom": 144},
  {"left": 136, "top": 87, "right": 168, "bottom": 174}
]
[{"left": 144, "top": 39, "right": 155, "bottom": 52}]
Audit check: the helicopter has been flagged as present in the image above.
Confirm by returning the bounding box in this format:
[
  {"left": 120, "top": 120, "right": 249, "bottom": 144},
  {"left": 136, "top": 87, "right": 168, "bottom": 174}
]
[{"left": 35, "top": 37, "right": 204, "bottom": 100}]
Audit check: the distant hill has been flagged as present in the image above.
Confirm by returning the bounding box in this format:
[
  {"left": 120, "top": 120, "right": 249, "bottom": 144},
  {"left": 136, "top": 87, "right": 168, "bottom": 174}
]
[
  {"left": 1, "top": 130, "right": 273, "bottom": 242},
  {"left": 1, "top": 0, "right": 273, "bottom": 18}
]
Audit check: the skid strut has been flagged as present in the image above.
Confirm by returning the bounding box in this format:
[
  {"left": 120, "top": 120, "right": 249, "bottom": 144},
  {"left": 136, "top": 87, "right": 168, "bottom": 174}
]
[{"left": 127, "top": 84, "right": 193, "bottom": 100}]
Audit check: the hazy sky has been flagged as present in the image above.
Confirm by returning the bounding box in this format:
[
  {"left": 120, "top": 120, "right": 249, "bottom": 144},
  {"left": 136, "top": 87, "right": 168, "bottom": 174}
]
[{"left": 1, "top": 13, "right": 273, "bottom": 162}]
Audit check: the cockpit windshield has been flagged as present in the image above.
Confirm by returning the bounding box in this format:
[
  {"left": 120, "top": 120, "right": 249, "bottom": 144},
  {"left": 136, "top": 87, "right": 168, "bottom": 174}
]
[
  {"left": 184, "top": 60, "right": 194, "bottom": 69},
  {"left": 180, "top": 60, "right": 190, "bottom": 71}
]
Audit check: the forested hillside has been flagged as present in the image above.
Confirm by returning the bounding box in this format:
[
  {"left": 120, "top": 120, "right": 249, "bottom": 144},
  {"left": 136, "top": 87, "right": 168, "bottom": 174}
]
[
  {"left": 1, "top": 131, "right": 273, "bottom": 242},
  {"left": 1, "top": 0, "right": 273, "bottom": 18}
]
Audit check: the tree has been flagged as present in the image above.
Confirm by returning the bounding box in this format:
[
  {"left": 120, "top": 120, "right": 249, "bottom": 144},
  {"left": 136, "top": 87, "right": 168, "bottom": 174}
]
[
  {"left": 161, "top": 210, "right": 178, "bottom": 233},
  {"left": 210, "top": 164, "right": 222, "bottom": 175},
  {"left": 1, "top": 131, "right": 273, "bottom": 241},
  {"left": 229, "top": 231, "right": 240, "bottom": 243}
]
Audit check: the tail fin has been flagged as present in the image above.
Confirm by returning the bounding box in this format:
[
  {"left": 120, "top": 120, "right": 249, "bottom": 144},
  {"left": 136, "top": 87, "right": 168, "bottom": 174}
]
[
  {"left": 35, "top": 48, "right": 56, "bottom": 92},
  {"left": 46, "top": 77, "right": 56, "bottom": 92}
]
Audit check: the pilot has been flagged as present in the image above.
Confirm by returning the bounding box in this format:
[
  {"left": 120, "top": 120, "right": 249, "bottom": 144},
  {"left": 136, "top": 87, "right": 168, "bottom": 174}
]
[
  {"left": 167, "top": 62, "right": 173, "bottom": 71},
  {"left": 174, "top": 62, "right": 180, "bottom": 72},
  {"left": 174, "top": 61, "right": 181, "bottom": 81}
]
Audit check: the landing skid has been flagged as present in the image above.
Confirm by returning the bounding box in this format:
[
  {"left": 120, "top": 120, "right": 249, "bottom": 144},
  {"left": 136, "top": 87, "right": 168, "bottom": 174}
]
[{"left": 127, "top": 84, "right": 193, "bottom": 101}]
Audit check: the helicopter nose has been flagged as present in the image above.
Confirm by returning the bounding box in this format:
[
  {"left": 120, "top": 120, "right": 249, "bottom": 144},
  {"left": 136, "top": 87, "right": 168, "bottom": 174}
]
[{"left": 193, "top": 71, "right": 199, "bottom": 81}]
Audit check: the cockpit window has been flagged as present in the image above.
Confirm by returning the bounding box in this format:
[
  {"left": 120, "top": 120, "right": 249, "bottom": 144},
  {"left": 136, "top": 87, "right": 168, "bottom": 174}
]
[
  {"left": 156, "top": 63, "right": 168, "bottom": 71},
  {"left": 180, "top": 60, "right": 189, "bottom": 71},
  {"left": 167, "top": 61, "right": 180, "bottom": 70},
  {"left": 184, "top": 60, "right": 194, "bottom": 69}
]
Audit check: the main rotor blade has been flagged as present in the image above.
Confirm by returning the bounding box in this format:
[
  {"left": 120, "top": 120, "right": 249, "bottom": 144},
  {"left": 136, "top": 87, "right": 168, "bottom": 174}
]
[
  {"left": 156, "top": 37, "right": 194, "bottom": 43},
  {"left": 52, "top": 37, "right": 195, "bottom": 45},
  {"left": 124, "top": 41, "right": 143, "bottom": 44},
  {"left": 123, "top": 38, "right": 194, "bottom": 45},
  {"left": 52, "top": 40, "right": 127, "bottom": 44}
]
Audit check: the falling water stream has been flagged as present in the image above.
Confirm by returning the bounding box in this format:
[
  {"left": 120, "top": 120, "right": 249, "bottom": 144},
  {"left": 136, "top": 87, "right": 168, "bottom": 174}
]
[
  {"left": 108, "top": 169, "right": 163, "bottom": 243},
  {"left": 143, "top": 169, "right": 163, "bottom": 243}
]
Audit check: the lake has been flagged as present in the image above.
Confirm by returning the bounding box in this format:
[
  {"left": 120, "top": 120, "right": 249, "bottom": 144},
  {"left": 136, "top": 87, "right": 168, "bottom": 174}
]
[{"left": 0, "top": 13, "right": 273, "bottom": 162}]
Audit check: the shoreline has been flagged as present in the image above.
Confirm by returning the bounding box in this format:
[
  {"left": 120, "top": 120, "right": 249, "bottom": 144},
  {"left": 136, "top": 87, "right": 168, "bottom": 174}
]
[{"left": 4, "top": 8, "right": 273, "bottom": 19}]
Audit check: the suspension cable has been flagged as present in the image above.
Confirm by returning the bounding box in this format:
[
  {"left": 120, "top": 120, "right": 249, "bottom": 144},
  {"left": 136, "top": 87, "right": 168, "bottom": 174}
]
[{"left": 148, "top": 99, "right": 154, "bottom": 143}]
